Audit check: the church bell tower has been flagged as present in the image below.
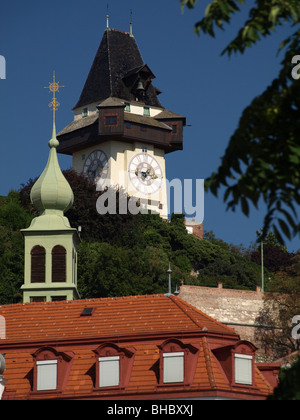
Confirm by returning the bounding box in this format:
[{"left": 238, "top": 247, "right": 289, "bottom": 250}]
[
  {"left": 57, "top": 25, "right": 185, "bottom": 218},
  {"left": 21, "top": 75, "right": 80, "bottom": 303}
]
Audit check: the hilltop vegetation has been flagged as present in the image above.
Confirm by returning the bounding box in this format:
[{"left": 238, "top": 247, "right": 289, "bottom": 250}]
[{"left": 0, "top": 171, "right": 294, "bottom": 304}]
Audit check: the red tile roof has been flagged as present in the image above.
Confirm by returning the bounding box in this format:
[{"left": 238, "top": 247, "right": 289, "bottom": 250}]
[
  {"left": 0, "top": 294, "right": 276, "bottom": 400},
  {"left": 0, "top": 294, "right": 237, "bottom": 343}
]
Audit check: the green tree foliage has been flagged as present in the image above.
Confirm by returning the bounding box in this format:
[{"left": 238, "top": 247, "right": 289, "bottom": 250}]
[
  {"left": 0, "top": 171, "right": 275, "bottom": 303},
  {"left": 251, "top": 232, "right": 294, "bottom": 273},
  {"left": 181, "top": 0, "right": 300, "bottom": 244},
  {"left": 255, "top": 252, "right": 300, "bottom": 358},
  {"left": 0, "top": 192, "right": 32, "bottom": 304},
  {"left": 268, "top": 358, "right": 300, "bottom": 400}
]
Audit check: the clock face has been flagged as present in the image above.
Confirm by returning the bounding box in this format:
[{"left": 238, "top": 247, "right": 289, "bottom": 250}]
[
  {"left": 83, "top": 150, "right": 108, "bottom": 188},
  {"left": 128, "top": 152, "right": 163, "bottom": 195}
]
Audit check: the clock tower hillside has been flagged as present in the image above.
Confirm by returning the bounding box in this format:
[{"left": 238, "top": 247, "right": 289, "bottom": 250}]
[{"left": 57, "top": 27, "right": 186, "bottom": 218}]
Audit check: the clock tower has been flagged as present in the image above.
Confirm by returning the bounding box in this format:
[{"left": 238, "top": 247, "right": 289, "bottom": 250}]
[{"left": 57, "top": 27, "right": 185, "bottom": 218}]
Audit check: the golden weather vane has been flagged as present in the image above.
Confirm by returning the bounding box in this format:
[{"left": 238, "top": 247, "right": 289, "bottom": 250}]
[{"left": 44, "top": 72, "right": 64, "bottom": 123}]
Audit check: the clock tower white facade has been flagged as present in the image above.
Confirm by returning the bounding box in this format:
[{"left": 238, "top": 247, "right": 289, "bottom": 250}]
[{"left": 57, "top": 28, "right": 185, "bottom": 218}]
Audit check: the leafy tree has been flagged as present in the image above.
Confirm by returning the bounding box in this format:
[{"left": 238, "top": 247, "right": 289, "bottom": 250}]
[
  {"left": 268, "top": 358, "right": 300, "bottom": 400},
  {"left": 251, "top": 232, "right": 294, "bottom": 273},
  {"left": 20, "top": 170, "right": 138, "bottom": 245},
  {"left": 181, "top": 0, "right": 300, "bottom": 244},
  {"left": 0, "top": 192, "right": 28, "bottom": 304},
  {"left": 255, "top": 252, "right": 300, "bottom": 358},
  {"left": 0, "top": 171, "right": 270, "bottom": 303}
]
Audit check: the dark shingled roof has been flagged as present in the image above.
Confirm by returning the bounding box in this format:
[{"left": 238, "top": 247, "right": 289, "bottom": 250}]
[{"left": 74, "top": 29, "right": 163, "bottom": 110}]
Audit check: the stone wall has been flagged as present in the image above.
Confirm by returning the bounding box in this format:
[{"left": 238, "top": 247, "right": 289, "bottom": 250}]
[{"left": 178, "top": 284, "right": 270, "bottom": 360}]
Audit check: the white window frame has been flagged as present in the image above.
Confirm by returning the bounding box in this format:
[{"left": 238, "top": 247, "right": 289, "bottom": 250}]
[
  {"left": 36, "top": 359, "right": 57, "bottom": 391},
  {"left": 99, "top": 356, "right": 120, "bottom": 388},
  {"left": 163, "top": 352, "right": 184, "bottom": 384},
  {"left": 234, "top": 354, "right": 253, "bottom": 385}
]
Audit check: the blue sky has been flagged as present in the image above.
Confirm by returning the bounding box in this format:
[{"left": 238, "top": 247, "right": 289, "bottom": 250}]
[{"left": 0, "top": 0, "right": 299, "bottom": 252}]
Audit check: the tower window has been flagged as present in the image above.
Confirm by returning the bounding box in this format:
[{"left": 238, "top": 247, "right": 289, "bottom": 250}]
[
  {"left": 52, "top": 245, "right": 66, "bottom": 283},
  {"left": 104, "top": 114, "right": 118, "bottom": 126},
  {"left": 31, "top": 246, "right": 46, "bottom": 283},
  {"left": 125, "top": 103, "right": 131, "bottom": 112},
  {"left": 143, "top": 107, "right": 150, "bottom": 116},
  {"left": 82, "top": 108, "right": 88, "bottom": 118},
  {"left": 30, "top": 297, "right": 46, "bottom": 303},
  {"left": 172, "top": 123, "right": 178, "bottom": 134}
]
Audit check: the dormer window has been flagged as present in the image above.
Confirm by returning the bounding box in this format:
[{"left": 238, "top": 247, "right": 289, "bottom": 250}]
[
  {"left": 104, "top": 114, "right": 118, "bottom": 126},
  {"left": 32, "top": 347, "right": 74, "bottom": 394},
  {"left": 171, "top": 123, "right": 178, "bottom": 134},
  {"left": 82, "top": 108, "right": 88, "bottom": 118},
  {"left": 213, "top": 340, "right": 256, "bottom": 388},
  {"left": 163, "top": 352, "right": 184, "bottom": 383},
  {"left": 125, "top": 102, "right": 131, "bottom": 112},
  {"left": 158, "top": 339, "right": 199, "bottom": 386},
  {"left": 93, "top": 343, "right": 135, "bottom": 391},
  {"left": 143, "top": 106, "right": 150, "bottom": 116},
  {"left": 99, "top": 356, "right": 120, "bottom": 387},
  {"left": 37, "top": 360, "right": 57, "bottom": 391},
  {"left": 234, "top": 354, "right": 253, "bottom": 385}
]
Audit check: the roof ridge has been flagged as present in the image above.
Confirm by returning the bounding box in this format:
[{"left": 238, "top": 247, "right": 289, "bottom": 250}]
[
  {"left": 0, "top": 294, "right": 168, "bottom": 310},
  {"left": 255, "top": 365, "right": 274, "bottom": 393},
  {"left": 170, "top": 296, "right": 237, "bottom": 335},
  {"left": 106, "top": 29, "right": 113, "bottom": 98},
  {"left": 201, "top": 336, "right": 218, "bottom": 389},
  {"left": 169, "top": 296, "right": 204, "bottom": 330}
]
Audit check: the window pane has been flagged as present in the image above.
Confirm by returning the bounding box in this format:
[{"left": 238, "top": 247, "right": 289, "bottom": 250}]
[
  {"left": 143, "top": 107, "right": 150, "bottom": 116},
  {"left": 99, "top": 356, "right": 120, "bottom": 387},
  {"left": 105, "top": 115, "right": 118, "bottom": 126},
  {"left": 37, "top": 360, "right": 57, "bottom": 391},
  {"left": 163, "top": 352, "right": 184, "bottom": 383},
  {"left": 31, "top": 246, "right": 46, "bottom": 283},
  {"left": 235, "top": 354, "right": 252, "bottom": 385},
  {"left": 52, "top": 246, "right": 66, "bottom": 283}
]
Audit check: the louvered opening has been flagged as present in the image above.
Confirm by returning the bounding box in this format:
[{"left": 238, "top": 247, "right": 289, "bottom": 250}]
[
  {"left": 52, "top": 245, "right": 66, "bottom": 283},
  {"left": 31, "top": 246, "right": 46, "bottom": 283}
]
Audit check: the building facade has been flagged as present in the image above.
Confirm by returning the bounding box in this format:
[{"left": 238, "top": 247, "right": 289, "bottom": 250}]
[
  {"left": 21, "top": 124, "right": 80, "bottom": 303},
  {"left": 57, "top": 28, "right": 186, "bottom": 219},
  {"left": 0, "top": 294, "right": 279, "bottom": 400}
]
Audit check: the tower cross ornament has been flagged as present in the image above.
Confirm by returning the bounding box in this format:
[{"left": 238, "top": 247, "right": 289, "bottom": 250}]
[{"left": 44, "top": 72, "right": 64, "bottom": 123}]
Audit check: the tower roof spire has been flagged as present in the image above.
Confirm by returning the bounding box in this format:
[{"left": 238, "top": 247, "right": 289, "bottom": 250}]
[
  {"left": 130, "top": 9, "right": 133, "bottom": 37},
  {"left": 106, "top": 4, "right": 110, "bottom": 29},
  {"left": 29, "top": 74, "right": 74, "bottom": 228}
]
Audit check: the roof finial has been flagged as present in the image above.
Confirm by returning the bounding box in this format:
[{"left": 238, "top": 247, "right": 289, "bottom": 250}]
[
  {"left": 44, "top": 72, "right": 64, "bottom": 147},
  {"left": 106, "top": 4, "right": 110, "bottom": 29},
  {"left": 130, "top": 9, "right": 133, "bottom": 37}
]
